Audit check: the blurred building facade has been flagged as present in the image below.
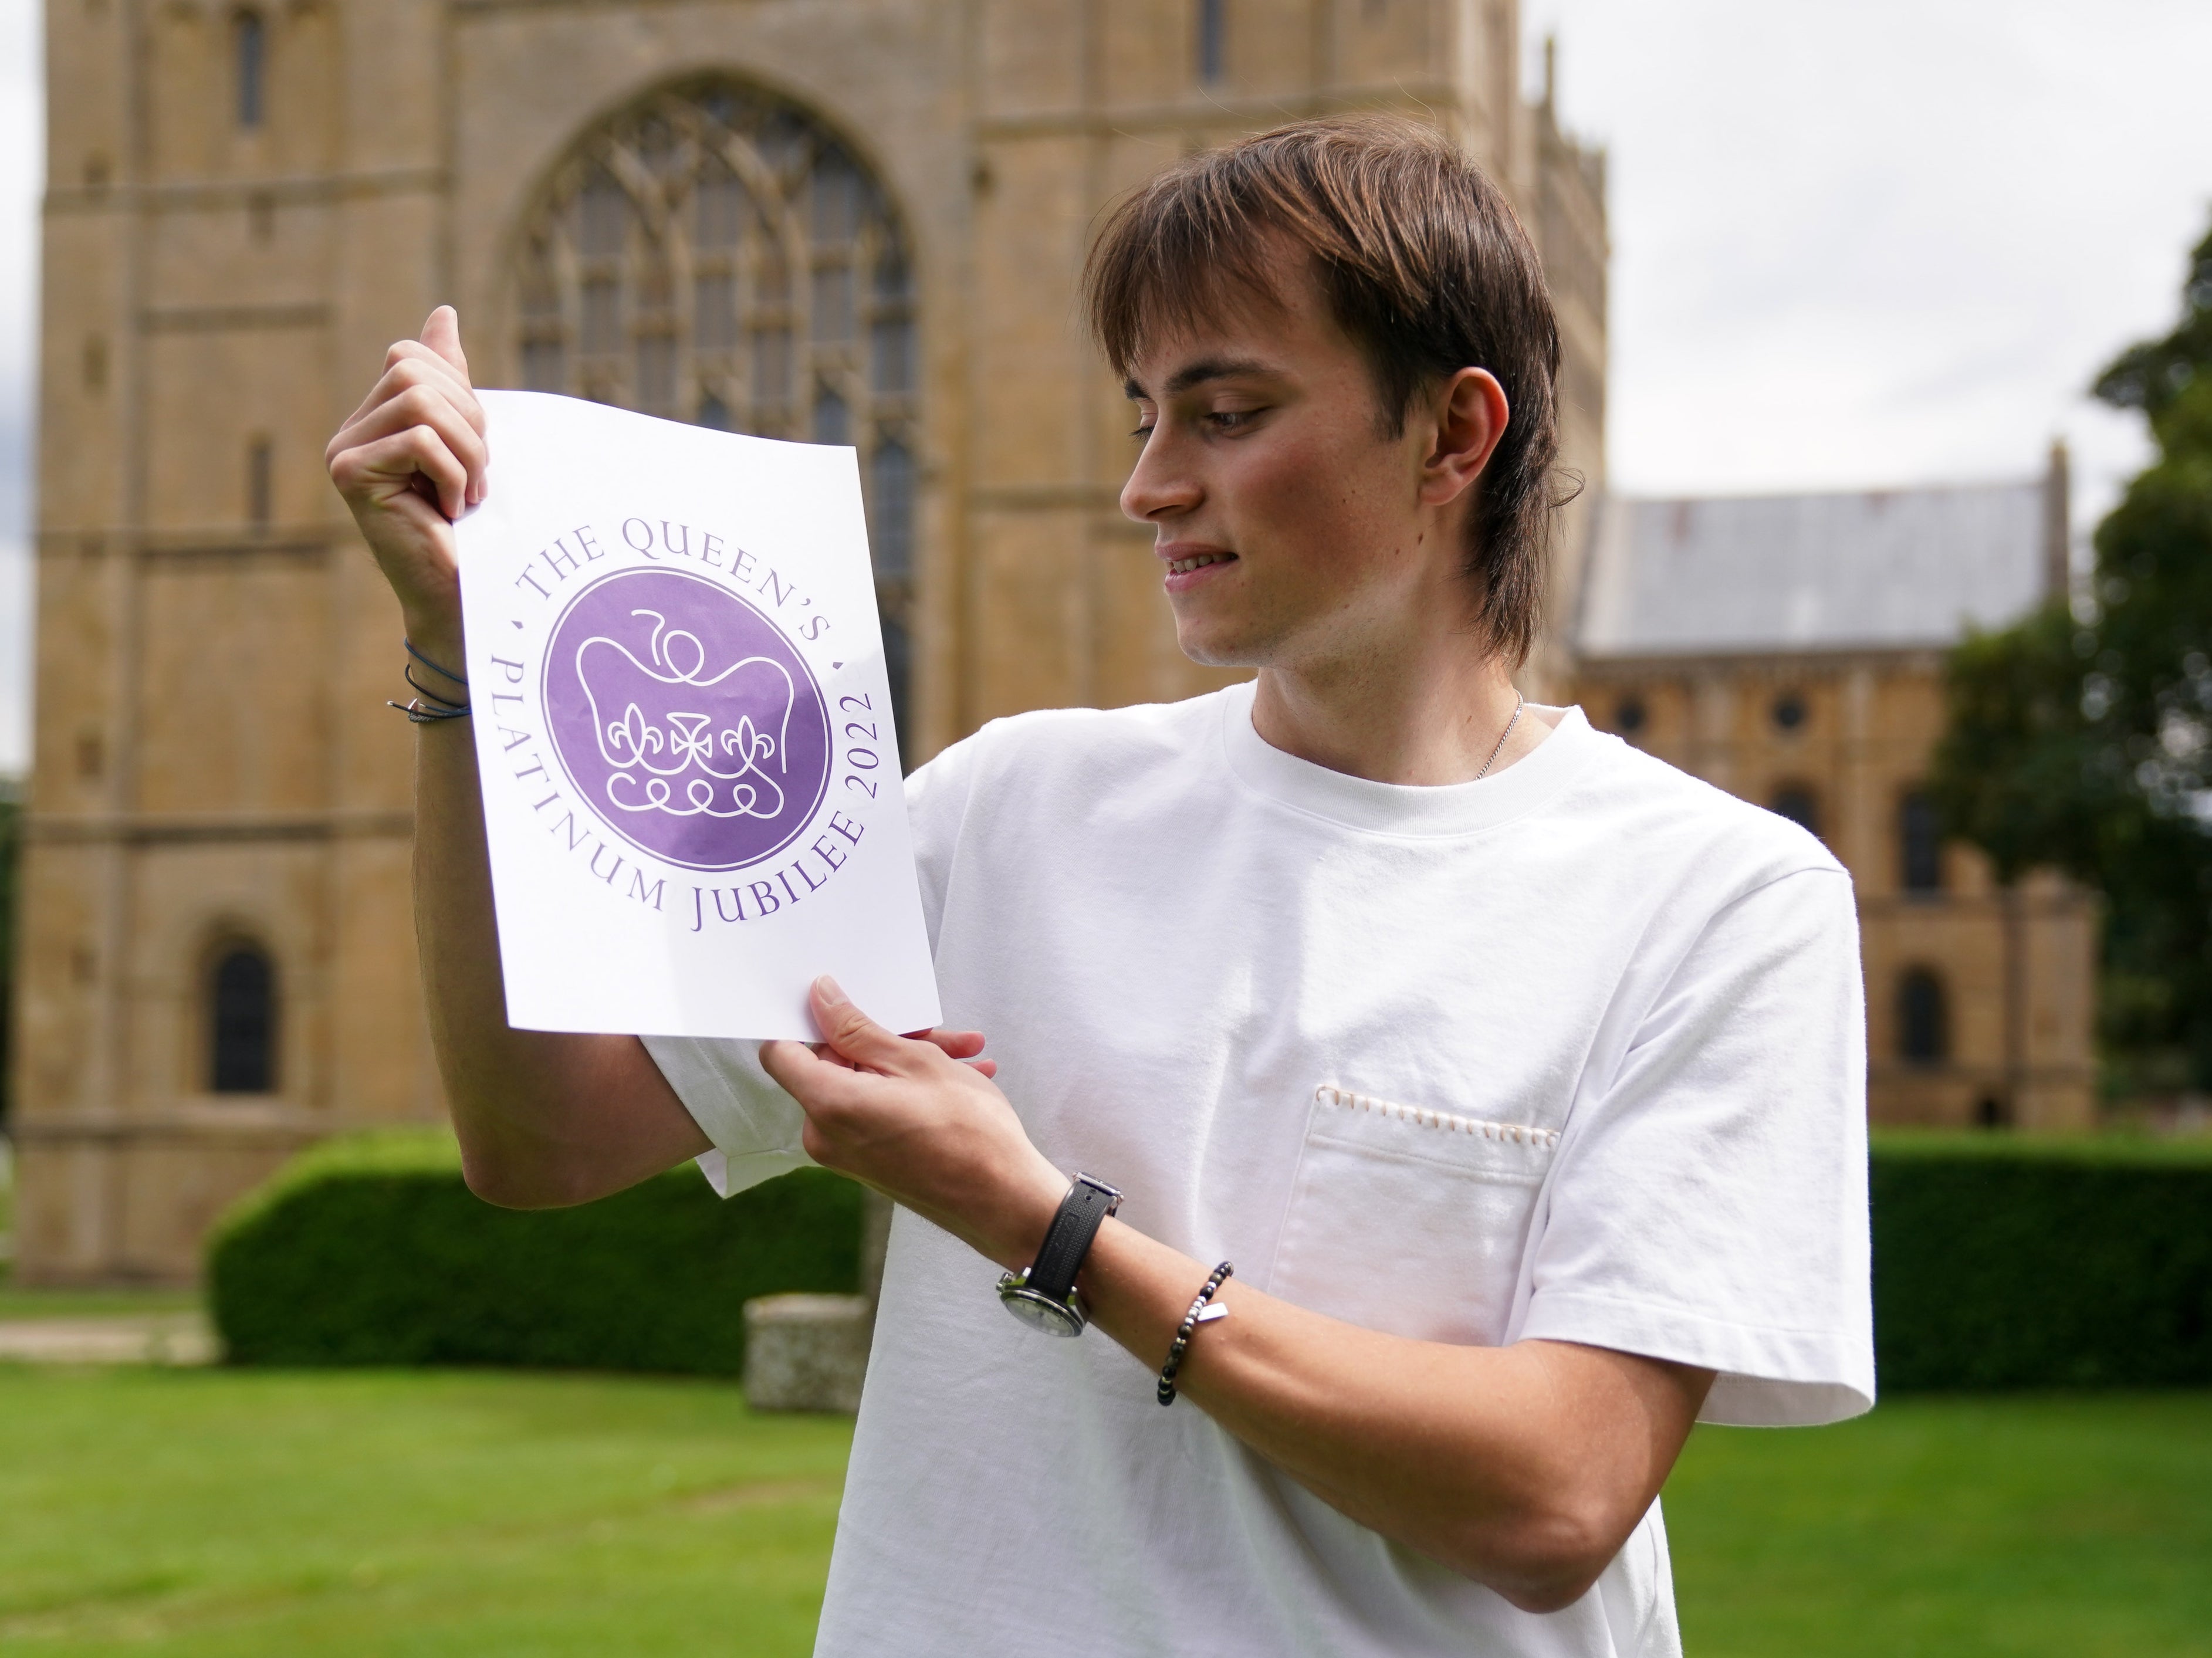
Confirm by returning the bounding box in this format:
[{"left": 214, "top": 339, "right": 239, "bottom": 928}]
[
  {"left": 22, "top": 0, "right": 1608, "bottom": 1280},
  {"left": 1570, "top": 449, "right": 2098, "bottom": 1131}
]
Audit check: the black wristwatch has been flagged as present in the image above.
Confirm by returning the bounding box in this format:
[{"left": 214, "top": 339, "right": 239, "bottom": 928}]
[{"left": 997, "top": 1173, "right": 1122, "bottom": 1337}]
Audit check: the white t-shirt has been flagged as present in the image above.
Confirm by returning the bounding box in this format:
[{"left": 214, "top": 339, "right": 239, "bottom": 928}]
[{"left": 645, "top": 683, "right": 1873, "bottom": 1658}]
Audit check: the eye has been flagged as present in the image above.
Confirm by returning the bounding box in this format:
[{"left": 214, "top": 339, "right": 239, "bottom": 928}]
[
  {"left": 1129, "top": 421, "right": 1155, "bottom": 442},
  {"left": 1206, "top": 408, "right": 1259, "bottom": 432}
]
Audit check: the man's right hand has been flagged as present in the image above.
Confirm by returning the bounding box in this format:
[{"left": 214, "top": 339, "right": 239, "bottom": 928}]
[{"left": 325, "top": 305, "right": 488, "bottom": 655}]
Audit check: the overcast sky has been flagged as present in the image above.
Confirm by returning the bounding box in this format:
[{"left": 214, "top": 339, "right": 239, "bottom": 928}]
[
  {"left": 1523, "top": 0, "right": 2211, "bottom": 516},
  {"left": 1, "top": 1, "right": 2208, "bottom": 774},
  {"left": 2, "top": 0, "right": 37, "bottom": 779}
]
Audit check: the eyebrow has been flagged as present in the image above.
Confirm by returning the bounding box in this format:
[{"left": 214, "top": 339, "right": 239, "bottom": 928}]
[{"left": 1123, "top": 356, "right": 1281, "bottom": 401}]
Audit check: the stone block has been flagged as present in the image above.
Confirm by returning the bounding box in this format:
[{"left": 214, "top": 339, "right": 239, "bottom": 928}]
[{"left": 742, "top": 1293, "right": 872, "bottom": 1415}]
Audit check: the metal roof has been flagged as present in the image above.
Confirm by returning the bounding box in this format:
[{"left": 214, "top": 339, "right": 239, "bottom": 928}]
[{"left": 1575, "top": 479, "right": 2056, "bottom": 659}]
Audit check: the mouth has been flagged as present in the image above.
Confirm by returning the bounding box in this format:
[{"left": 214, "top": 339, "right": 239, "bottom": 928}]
[{"left": 1162, "top": 549, "right": 1237, "bottom": 578}]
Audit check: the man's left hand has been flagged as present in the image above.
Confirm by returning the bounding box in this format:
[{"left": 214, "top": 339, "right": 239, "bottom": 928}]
[{"left": 760, "top": 977, "right": 1067, "bottom": 1271}]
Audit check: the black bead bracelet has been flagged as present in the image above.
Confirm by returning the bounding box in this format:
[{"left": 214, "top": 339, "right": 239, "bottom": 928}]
[{"left": 1156, "top": 1260, "right": 1233, "bottom": 1406}]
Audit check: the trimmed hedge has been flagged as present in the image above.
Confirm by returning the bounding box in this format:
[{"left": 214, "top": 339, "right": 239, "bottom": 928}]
[
  {"left": 1872, "top": 1133, "right": 2212, "bottom": 1390},
  {"left": 213, "top": 1128, "right": 2212, "bottom": 1388},
  {"left": 208, "top": 1129, "right": 860, "bottom": 1373}
]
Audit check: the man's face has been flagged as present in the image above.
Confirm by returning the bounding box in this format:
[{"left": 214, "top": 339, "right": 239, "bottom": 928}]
[{"left": 1118, "top": 263, "right": 1464, "bottom": 672}]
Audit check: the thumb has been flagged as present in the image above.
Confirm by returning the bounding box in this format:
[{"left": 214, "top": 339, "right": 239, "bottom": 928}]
[
  {"left": 420, "top": 305, "right": 469, "bottom": 378},
  {"left": 810, "top": 976, "right": 914, "bottom": 1072}
]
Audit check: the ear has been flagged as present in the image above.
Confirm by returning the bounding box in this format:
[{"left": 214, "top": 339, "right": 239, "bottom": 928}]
[{"left": 1417, "top": 367, "right": 1509, "bottom": 509}]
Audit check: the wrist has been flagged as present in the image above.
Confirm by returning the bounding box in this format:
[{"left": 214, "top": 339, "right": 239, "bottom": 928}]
[
  {"left": 993, "top": 1171, "right": 1123, "bottom": 1339},
  {"left": 401, "top": 611, "right": 468, "bottom": 689},
  {"left": 987, "top": 1162, "right": 1073, "bottom": 1273}
]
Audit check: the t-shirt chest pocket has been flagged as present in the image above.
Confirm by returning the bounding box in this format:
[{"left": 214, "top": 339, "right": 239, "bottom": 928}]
[{"left": 1266, "top": 1085, "right": 1558, "bottom": 1348}]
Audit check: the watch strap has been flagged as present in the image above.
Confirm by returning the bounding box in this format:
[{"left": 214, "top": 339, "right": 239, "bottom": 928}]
[{"left": 1027, "top": 1174, "right": 1121, "bottom": 1301}]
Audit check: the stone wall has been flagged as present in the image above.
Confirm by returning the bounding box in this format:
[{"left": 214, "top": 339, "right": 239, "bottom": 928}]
[{"left": 1570, "top": 653, "right": 2099, "bottom": 1130}]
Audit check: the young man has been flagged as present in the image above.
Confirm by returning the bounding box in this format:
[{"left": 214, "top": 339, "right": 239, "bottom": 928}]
[{"left": 329, "top": 120, "right": 1871, "bottom": 1655}]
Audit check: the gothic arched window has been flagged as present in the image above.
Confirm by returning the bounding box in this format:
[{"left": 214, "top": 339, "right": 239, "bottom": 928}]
[
  {"left": 210, "top": 944, "right": 277, "bottom": 1093},
  {"left": 513, "top": 81, "right": 919, "bottom": 760}
]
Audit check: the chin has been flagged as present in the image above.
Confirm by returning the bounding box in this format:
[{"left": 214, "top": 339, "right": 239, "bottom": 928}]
[{"left": 1172, "top": 618, "right": 1273, "bottom": 671}]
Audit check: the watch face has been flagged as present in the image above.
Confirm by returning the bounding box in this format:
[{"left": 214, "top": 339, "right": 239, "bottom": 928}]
[{"left": 999, "top": 1286, "right": 1084, "bottom": 1337}]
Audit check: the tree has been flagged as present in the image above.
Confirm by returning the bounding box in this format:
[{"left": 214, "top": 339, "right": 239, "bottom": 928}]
[{"left": 1930, "top": 218, "right": 2212, "bottom": 1092}]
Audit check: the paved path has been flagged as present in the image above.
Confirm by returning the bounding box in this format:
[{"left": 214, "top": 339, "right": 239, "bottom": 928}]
[{"left": 0, "top": 1312, "right": 217, "bottom": 1365}]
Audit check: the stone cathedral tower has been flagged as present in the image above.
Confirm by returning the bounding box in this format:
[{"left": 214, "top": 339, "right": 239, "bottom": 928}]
[{"left": 21, "top": 0, "right": 1606, "bottom": 1281}]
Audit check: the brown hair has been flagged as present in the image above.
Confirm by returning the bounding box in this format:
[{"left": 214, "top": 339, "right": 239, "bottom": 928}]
[{"left": 1083, "top": 117, "right": 1567, "bottom": 668}]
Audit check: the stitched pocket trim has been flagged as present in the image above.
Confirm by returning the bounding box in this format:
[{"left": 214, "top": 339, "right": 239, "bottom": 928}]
[{"left": 1312, "top": 1084, "right": 1560, "bottom": 1149}]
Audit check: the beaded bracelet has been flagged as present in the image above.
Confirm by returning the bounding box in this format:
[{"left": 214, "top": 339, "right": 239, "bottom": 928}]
[{"left": 1156, "top": 1260, "right": 1233, "bottom": 1406}]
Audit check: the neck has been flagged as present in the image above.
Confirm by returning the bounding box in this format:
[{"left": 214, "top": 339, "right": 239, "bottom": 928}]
[{"left": 1249, "top": 628, "right": 1541, "bottom": 787}]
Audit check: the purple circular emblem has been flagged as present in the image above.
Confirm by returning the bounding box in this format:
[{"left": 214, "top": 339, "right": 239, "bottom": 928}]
[{"left": 543, "top": 567, "right": 831, "bottom": 872}]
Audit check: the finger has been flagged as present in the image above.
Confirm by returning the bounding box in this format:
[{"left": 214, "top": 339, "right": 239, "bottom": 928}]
[
  {"left": 330, "top": 425, "right": 455, "bottom": 502},
  {"left": 349, "top": 350, "right": 489, "bottom": 512},
  {"left": 915, "top": 1028, "right": 988, "bottom": 1061},
  {"left": 811, "top": 976, "right": 925, "bottom": 1075},
  {"left": 421, "top": 305, "right": 470, "bottom": 382},
  {"left": 333, "top": 373, "right": 486, "bottom": 519},
  {"left": 344, "top": 342, "right": 482, "bottom": 443},
  {"left": 383, "top": 339, "right": 481, "bottom": 414},
  {"left": 969, "top": 1058, "right": 999, "bottom": 1080},
  {"left": 371, "top": 348, "right": 489, "bottom": 458},
  {"left": 804, "top": 1040, "right": 857, "bottom": 1069},
  {"left": 401, "top": 425, "right": 469, "bottom": 522},
  {"left": 334, "top": 463, "right": 452, "bottom": 553},
  {"left": 334, "top": 425, "right": 469, "bottom": 522},
  {"left": 759, "top": 1037, "right": 809, "bottom": 1094},
  {"left": 759, "top": 1037, "right": 873, "bottom": 1111},
  {"left": 760, "top": 1037, "right": 830, "bottom": 1101},
  {"left": 333, "top": 383, "right": 488, "bottom": 502}
]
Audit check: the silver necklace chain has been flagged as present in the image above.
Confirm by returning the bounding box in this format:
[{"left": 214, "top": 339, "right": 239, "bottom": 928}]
[{"left": 1474, "top": 692, "right": 1525, "bottom": 781}]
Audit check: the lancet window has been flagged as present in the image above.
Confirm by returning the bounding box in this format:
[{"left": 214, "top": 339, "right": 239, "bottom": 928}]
[
  {"left": 1198, "top": 0, "right": 1227, "bottom": 82},
  {"left": 234, "top": 10, "right": 266, "bottom": 128},
  {"left": 1897, "top": 967, "right": 1948, "bottom": 1066},
  {"left": 1899, "top": 789, "right": 1944, "bottom": 893},
  {"left": 513, "top": 82, "right": 919, "bottom": 757},
  {"left": 210, "top": 943, "right": 278, "bottom": 1094}
]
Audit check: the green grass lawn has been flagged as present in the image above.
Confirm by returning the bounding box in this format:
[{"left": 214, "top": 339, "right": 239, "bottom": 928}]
[
  {"left": 0, "top": 1369, "right": 2206, "bottom": 1655},
  {"left": 0, "top": 1368, "right": 850, "bottom": 1655},
  {"left": 1669, "top": 1393, "right": 2212, "bottom": 1657}
]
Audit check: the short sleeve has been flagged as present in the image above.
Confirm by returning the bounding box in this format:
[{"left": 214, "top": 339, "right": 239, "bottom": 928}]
[
  {"left": 645, "top": 740, "right": 980, "bottom": 1198},
  {"left": 1520, "top": 868, "right": 1874, "bottom": 1426},
  {"left": 640, "top": 1033, "right": 813, "bottom": 1197}
]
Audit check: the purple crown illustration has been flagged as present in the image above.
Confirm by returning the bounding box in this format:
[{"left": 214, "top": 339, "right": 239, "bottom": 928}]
[
  {"left": 545, "top": 569, "right": 830, "bottom": 872},
  {"left": 579, "top": 612, "right": 797, "bottom": 821}
]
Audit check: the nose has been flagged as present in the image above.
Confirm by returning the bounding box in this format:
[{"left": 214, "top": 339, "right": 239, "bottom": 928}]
[{"left": 1119, "top": 425, "right": 1203, "bottom": 527}]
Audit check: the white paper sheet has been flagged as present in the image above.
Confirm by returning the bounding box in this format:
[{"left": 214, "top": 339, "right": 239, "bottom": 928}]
[{"left": 454, "top": 390, "right": 941, "bottom": 1040}]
